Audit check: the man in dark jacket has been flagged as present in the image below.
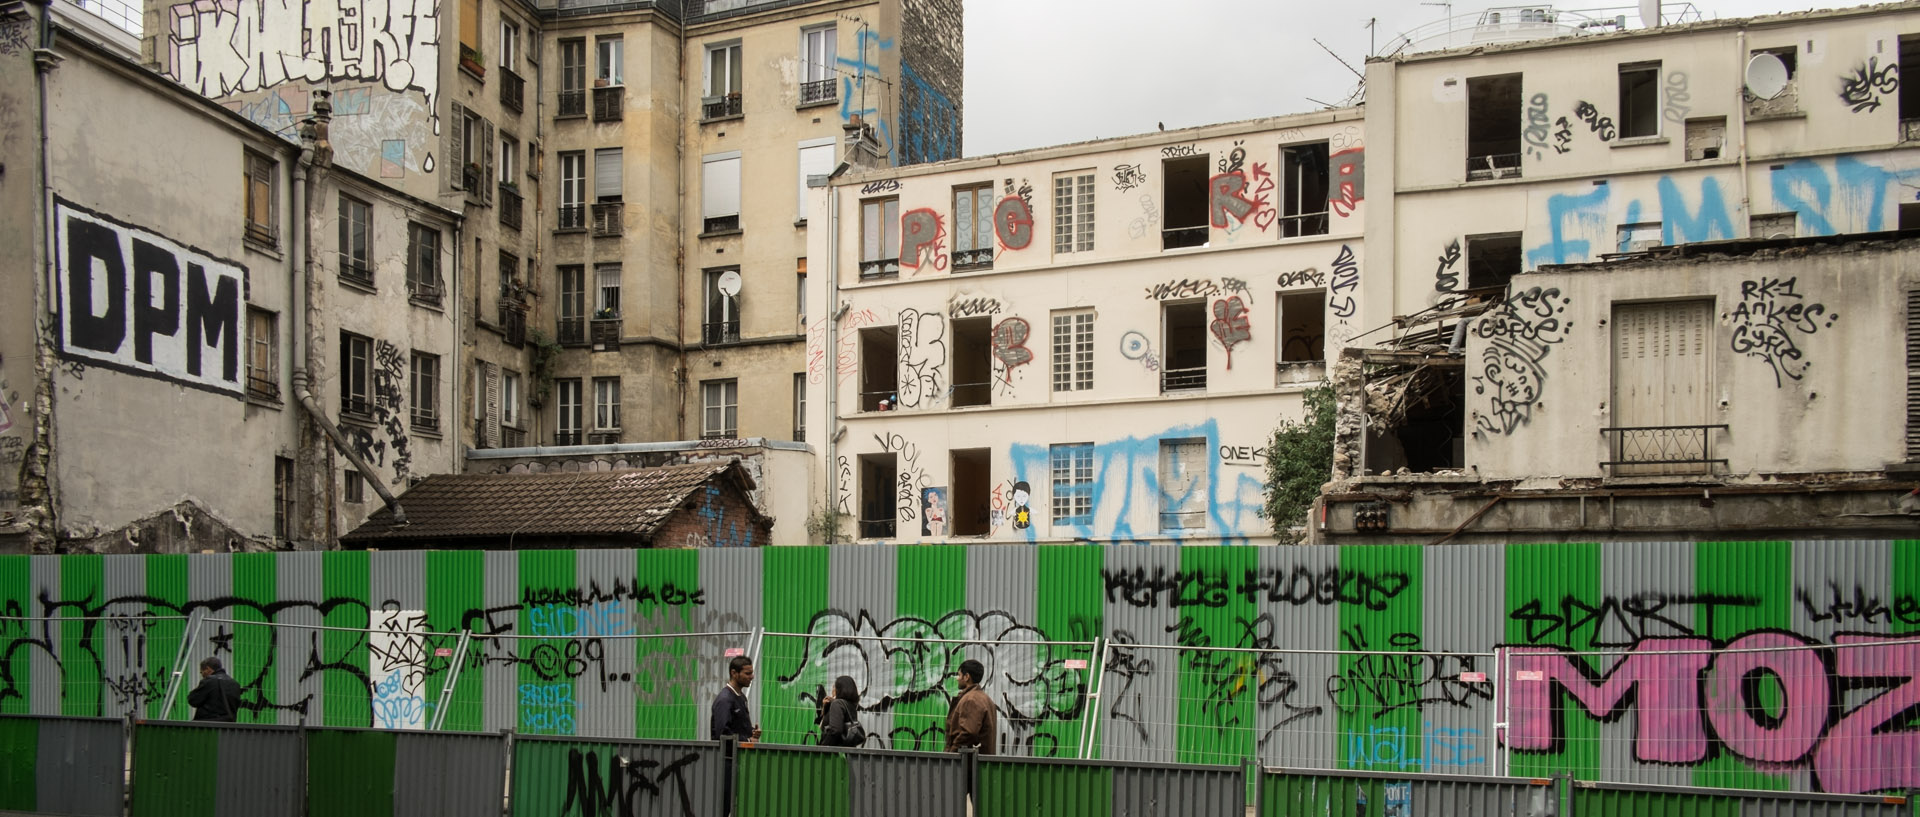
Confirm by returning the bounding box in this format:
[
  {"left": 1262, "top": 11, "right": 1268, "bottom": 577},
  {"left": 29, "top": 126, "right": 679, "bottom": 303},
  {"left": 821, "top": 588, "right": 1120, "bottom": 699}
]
[
  {"left": 710, "top": 656, "right": 761, "bottom": 742},
  {"left": 188, "top": 657, "right": 242, "bottom": 722},
  {"left": 945, "top": 659, "right": 998, "bottom": 754}
]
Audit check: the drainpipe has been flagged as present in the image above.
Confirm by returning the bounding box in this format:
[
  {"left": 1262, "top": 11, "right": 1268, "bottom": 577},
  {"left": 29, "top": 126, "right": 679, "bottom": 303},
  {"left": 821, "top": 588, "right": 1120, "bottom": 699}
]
[
  {"left": 27, "top": 0, "right": 63, "bottom": 551},
  {"left": 673, "top": 12, "right": 690, "bottom": 439},
  {"left": 292, "top": 97, "right": 408, "bottom": 527},
  {"left": 1734, "top": 27, "right": 1752, "bottom": 233},
  {"left": 821, "top": 183, "right": 841, "bottom": 544}
]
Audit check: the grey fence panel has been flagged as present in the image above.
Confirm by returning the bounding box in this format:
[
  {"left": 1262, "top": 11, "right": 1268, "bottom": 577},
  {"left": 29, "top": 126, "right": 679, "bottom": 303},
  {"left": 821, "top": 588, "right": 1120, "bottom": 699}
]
[
  {"left": 1260, "top": 767, "right": 1559, "bottom": 817},
  {"left": 1573, "top": 781, "right": 1912, "bottom": 817},
  {"left": 1111, "top": 761, "right": 1244, "bottom": 817},
  {"left": 848, "top": 749, "right": 968, "bottom": 817},
  {"left": 1410, "top": 774, "right": 1555, "bottom": 817},
  {"left": 394, "top": 731, "right": 509, "bottom": 817},
  {"left": 35, "top": 716, "right": 125, "bottom": 817},
  {"left": 213, "top": 724, "right": 303, "bottom": 817}
]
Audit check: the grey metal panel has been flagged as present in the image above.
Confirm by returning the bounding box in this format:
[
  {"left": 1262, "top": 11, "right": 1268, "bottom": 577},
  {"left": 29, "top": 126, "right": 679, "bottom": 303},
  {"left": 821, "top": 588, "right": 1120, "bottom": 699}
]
[
  {"left": 213, "top": 725, "right": 303, "bottom": 817},
  {"left": 698, "top": 547, "right": 763, "bottom": 739},
  {"left": 963, "top": 546, "right": 1049, "bottom": 758},
  {"left": 1421, "top": 543, "right": 1500, "bottom": 777},
  {"left": 1791, "top": 539, "right": 1891, "bottom": 641},
  {"left": 482, "top": 550, "right": 519, "bottom": 734},
  {"left": 185, "top": 554, "right": 233, "bottom": 701},
  {"left": 1598, "top": 539, "right": 1695, "bottom": 788},
  {"left": 275, "top": 551, "right": 324, "bottom": 727},
  {"left": 1409, "top": 776, "right": 1556, "bottom": 817},
  {"left": 848, "top": 749, "right": 968, "bottom": 817},
  {"left": 575, "top": 549, "right": 633, "bottom": 740},
  {"left": 99, "top": 555, "right": 149, "bottom": 720},
  {"left": 1251, "top": 546, "right": 1341, "bottom": 770},
  {"left": 35, "top": 716, "right": 127, "bottom": 816},
  {"left": 1100, "top": 546, "right": 1177, "bottom": 764},
  {"left": 826, "top": 545, "right": 896, "bottom": 749},
  {"left": 393, "top": 731, "right": 509, "bottom": 816},
  {"left": 30, "top": 555, "right": 61, "bottom": 715},
  {"left": 1111, "top": 761, "right": 1244, "bottom": 817},
  {"left": 1740, "top": 793, "right": 1912, "bottom": 817}
]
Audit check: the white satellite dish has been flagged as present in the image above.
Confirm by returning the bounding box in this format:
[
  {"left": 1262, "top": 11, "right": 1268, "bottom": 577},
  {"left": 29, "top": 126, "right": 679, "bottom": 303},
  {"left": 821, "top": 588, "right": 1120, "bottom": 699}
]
[
  {"left": 716, "top": 269, "right": 743, "bottom": 297},
  {"left": 1745, "top": 52, "right": 1789, "bottom": 100}
]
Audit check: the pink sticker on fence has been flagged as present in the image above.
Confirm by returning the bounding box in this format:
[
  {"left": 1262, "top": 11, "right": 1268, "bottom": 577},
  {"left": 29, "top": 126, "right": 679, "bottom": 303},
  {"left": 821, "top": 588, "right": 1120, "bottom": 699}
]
[
  {"left": 725, "top": 648, "right": 745, "bottom": 657},
  {"left": 1459, "top": 671, "right": 1486, "bottom": 682},
  {"left": 1516, "top": 670, "right": 1544, "bottom": 681},
  {"left": 434, "top": 648, "right": 453, "bottom": 657},
  {"left": 1064, "top": 660, "right": 1088, "bottom": 670}
]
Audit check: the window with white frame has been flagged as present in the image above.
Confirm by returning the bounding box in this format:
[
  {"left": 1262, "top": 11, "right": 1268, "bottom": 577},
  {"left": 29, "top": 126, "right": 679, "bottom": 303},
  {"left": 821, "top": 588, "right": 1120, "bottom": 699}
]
[
  {"left": 703, "top": 152, "right": 741, "bottom": 232},
  {"left": 801, "top": 26, "right": 835, "bottom": 85},
  {"left": 410, "top": 351, "right": 440, "bottom": 431},
  {"left": 596, "top": 36, "right": 623, "bottom": 84},
  {"left": 595, "top": 264, "right": 621, "bottom": 316},
  {"left": 337, "top": 193, "right": 371, "bottom": 283},
  {"left": 953, "top": 183, "right": 995, "bottom": 271},
  {"left": 1050, "top": 443, "right": 1094, "bottom": 528},
  {"left": 860, "top": 197, "right": 900, "bottom": 277},
  {"left": 500, "top": 19, "right": 518, "bottom": 68},
  {"left": 406, "top": 222, "right": 442, "bottom": 304},
  {"left": 704, "top": 267, "right": 741, "bottom": 345},
  {"left": 502, "top": 369, "right": 522, "bottom": 427},
  {"left": 594, "top": 148, "right": 623, "bottom": 202},
  {"left": 594, "top": 377, "right": 621, "bottom": 430},
  {"left": 705, "top": 42, "right": 741, "bottom": 98},
  {"left": 556, "top": 379, "right": 583, "bottom": 443},
  {"left": 1051, "top": 310, "right": 1094, "bottom": 392},
  {"left": 1053, "top": 172, "right": 1095, "bottom": 254},
  {"left": 793, "top": 372, "right": 807, "bottom": 442},
  {"left": 559, "top": 151, "right": 585, "bottom": 229},
  {"left": 500, "top": 133, "right": 517, "bottom": 184},
  {"left": 703, "top": 379, "right": 738, "bottom": 438}
]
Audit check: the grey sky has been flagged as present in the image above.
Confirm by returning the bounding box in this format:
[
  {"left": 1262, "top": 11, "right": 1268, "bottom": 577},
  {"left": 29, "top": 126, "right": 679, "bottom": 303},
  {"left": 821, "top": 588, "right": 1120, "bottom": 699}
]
[{"left": 962, "top": 0, "right": 1816, "bottom": 157}]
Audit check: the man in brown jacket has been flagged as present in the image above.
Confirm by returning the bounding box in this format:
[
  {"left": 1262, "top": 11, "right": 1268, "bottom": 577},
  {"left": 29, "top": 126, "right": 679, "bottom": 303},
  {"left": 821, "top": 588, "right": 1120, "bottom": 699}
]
[{"left": 945, "top": 658, "right": 998, "bottom": 754}]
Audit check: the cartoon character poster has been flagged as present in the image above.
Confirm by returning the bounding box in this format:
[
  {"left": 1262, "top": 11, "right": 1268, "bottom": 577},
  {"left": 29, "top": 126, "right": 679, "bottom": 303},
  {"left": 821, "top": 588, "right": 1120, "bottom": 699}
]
[{"left": 922, "top": 487, "right": 948, "bottom": 537}]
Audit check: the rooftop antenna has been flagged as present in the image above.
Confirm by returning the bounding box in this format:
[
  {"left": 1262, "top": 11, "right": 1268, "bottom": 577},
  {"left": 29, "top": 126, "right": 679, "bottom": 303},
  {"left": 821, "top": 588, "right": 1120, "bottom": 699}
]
[
  {"left": 1365, "top": 17, "right": 1377, "bottom": 57},
  {"left": 1422, "top": 1, "right": 1454, "bottom": 39},
  {"left": 1313, "top": 38, "right": 1365, "bottom": 81}
]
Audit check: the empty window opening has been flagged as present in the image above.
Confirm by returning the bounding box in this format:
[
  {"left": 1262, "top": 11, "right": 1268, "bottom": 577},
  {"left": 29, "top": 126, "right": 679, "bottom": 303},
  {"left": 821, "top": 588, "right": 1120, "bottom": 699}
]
[
  {"left": 1162, "top": 301, "right": 1208, "bottom": 392},
  {"left": 858, "top": 453, "right": 898, "bottom": 539},
  {"left": 1466, "top": 74, "right": 1523, "bottom": 180},
  {"left": 273, "top": 457, "right": 295, "bottom": 539},
  {"left": 1747, "top": 48, "right": 1798, "bottom": 117},
  {"left": 1901, "top": 202, "right": 1920, "bottom": 231},
  {"left": 1161, "top": 155, "right": 1211, "bottom": 249},
  {"left": 1364, "top": 365, "right": 1467, "bottom": 475},
  {"left": 950, "top": 448, "right": 991, "bottom": 537},
  {"left": 859, "top": 325, "right": 899, "bottom": 411},
  {"left": 1466, "top": 233, "right": 1522, "bottom": 289},
  {"left": 1278, "top": 291, "right": 1327, "bottom": 384},
  {"left": 344, "top": 469, "right": 365, "bottom": 504},
  {"left": 1750, "top": 213, "right": 1796, "bottom": 240},
  {"left": 1280, "top": 142, "right": 1331, "bottom": 237},
  {"left": 1616, "top": 222, "right": 1662, "bottom": 253},
  {"left": 1684, "top": 117, "right": 1726, "bottom": 161},
  {"left": 1902, "top": 36, "right": 1920, "bottom": 125},
  {"left": 1618, "top": 62, "right": 1661, "bottom": 138},
  {"left": 1158, "top": 438, "right": 1208, "bottom": 532},
  {"left": 951, "top": 317, "right": 992, "bottom": 408}
]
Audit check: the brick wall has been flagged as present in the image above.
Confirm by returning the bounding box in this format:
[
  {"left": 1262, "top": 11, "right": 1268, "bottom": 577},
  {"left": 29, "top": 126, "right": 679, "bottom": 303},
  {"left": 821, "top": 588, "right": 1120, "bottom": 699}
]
[{"left": 651, "top": 475, "right": 770, "bottom": 547}]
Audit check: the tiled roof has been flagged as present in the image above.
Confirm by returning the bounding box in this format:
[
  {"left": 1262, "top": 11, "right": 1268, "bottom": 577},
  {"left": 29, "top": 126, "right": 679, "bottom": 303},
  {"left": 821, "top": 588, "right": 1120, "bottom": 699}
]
[{"left": 341, "top": 461, "right": 761, "bottom": 544}]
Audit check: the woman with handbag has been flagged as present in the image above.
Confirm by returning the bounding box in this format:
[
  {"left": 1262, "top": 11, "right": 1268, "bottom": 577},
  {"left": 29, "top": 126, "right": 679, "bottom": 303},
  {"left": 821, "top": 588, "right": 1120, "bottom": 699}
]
[{"left": 819, "top": 675, "right": 866, "bottom": 748}]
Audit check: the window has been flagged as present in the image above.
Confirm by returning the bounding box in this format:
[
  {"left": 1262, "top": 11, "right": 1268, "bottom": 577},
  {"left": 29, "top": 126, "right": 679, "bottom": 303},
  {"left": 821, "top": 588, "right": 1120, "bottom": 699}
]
[
  {"left": 792, "top": 373, "right": 807, "bottom": 442},
  {"left": 556, "top": 379, "right": 583, "bottom": 444},
  {"left": 1616, "top": 222, "right": 1661, "bottom": 252},
  {"left": 340, "top": 331, "right": 372, "bottom": 416},
  {"left": 344, "top": 469, "right": 365, "bottom": 504},
  {"left": 796, "top": 259, "right": 808, "bottom": 324},
  {"left": 502, "top": 369, "right": 522, "bottom": 427},
  {"left": 247, "top": 308, "right": 278, "bottom": 401},
  {"left": 1684, "top": 117, "right": 1726, "bottom": 161},
  {"left": 1161, "top": 156, "right": 1209, "bottom": 249},
  {"left": 1909, "top": 290, "right": 1920, "bottom": 461},
  {"left": 1277, "top": 291, "right": 1326, "bottom": 368},
  {"left": 500, "top": 19, "right": 518, "bottom": 68},
  {"left": 858, "top": 325, "right": 898, "bottom": 411},
  {"left": 458, "top": 0, "right": 478, "bottom": 49},
  {"left": 860, "top": 197, "right": 900, "bottom": 278},
  {"left": 801, "top": 27, "right": 837, "bottom": 104},
  {"left": 858, "top": 453, "right": 897, "bottom": 538},
  {"left": 593, "top": 377, "right": 621, "bottom": 430},
  {"left": 500, "top": 133, "right": 517, "bottom": 184},
  {"left": 949, "top": 448, "right": 989, "bottom": 536},
  {"left": 1610, "top": 300, "right": 1714, "bottom": 476},
  {"left": 1750, "top": 213, "right": 1796, "bottom": 240},
  {"left": 1050, "top": 443, "right": 1094, "bottom": 528},
  {"left": 595, "top": 264, "right": 621, "bottom": 317},
  {"left": 797, "top": 138, "right": 835, "bottom": 218},
  {"left": 951, "top": 317, "right": 992, "bottom": 407},
  {"left": 1159, "top": 439, "right": 1208, "bottom": 531},
  {"left": 1280, "top": 142, "right": 1330, "bottom": 237},
  {"left": 1162, "top": 301, "right": 1207, "bottom": 392},
  {"left": 593, "top": 148, "right": 622, "bottom": 202},
  {"left": 244, "top": 152, "right": 277, "bottom": 245},
  {"left": 597, "top": 36, "right": 623, "bottom": 85},
  {"left": 337, "top": 193, "right": 371, "bottom": 284},
  {"left": 558, "top": 151, "right": 585, "bottom": 230},
  {"left": 406, "top": 223, "right": 442, "bottom": 305},
  {"left": 1466, "top": 232, "right": 1522, "bottom": 288},
  {"left": 1618, "top": 62, "right": 1661, "bottom": 138},
  {"left": 1746, "top": 48, "right": 1798, "bottom": 117},
  {"left": 559, "top": 38, "right": 587, "bottom": 116},
  {"left": 1051, "top": 310, "right": 1093, "bottom": 393},
  {"left": 704, "top": 42, "right": 742, "bottom": 117},
  {"left": 1903, "top": 36, "right": 1920, "bottom": 133},
  {"left": 273, "top": 456, "right": 294, "bottom": 539},
  {"left": 558, "top": 265, "right": 586, "bottom": 343},
  {"left": 409, "top": 351, "right": 439, "bottom": 431},
  {"left": 499, "top": 251, "right": 520, "bottom": 301},
  {"left": 1466, "top": 74, "right": 1523, "bottom": 180},
  {"left": 702, "top": 379, "right": 738, "bottom": 438},
  {"left": 1053, "top": 172, "right": 1095, "bottom": 254},
  {"left": 703, "top": 153, "right": 741, "bottom": 233},
  {"left": 953, "top": 184, "right": 995, "bottom": 271},
  {"left": 705, "top": 267, "right": 741, "bottom": 344},
  {"left": 459, "top": 109, "right": 488, "bottom": 193}
]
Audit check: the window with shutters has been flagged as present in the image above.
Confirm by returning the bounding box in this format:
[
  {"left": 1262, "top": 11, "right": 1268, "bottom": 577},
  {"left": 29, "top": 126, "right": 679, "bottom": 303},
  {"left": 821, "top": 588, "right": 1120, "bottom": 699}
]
[
  {"left": 953, "top": 183, "right": 994, "bottom": 271},
  {"left": 410, "top": 351, "right": 440, "bottom": 432},
  {"left": 1053, "top": 171, "right": 1095, "bottom": 254},
  {"left": 1909, "top": 291, "right": 1920, "bottom": 461},
  {"left": 1158, "top": 438, "right": 1208, "bottom": 531},
  {"left": 1050, "top": 443, "right": 1094, "bottom": 529},
  {"left": 702, "top": 379, "right": 738, "bottom": 438},
  {"left": 860, "top": 197, "right": 900, "bottom": 278},
  {"left": 1051, "top": 310, "right": 1094, "bottom": 393},
  {"left": 558, "top": 152, "right": 586, "bottom": 231},
  {"left": 797, "top": 138, "right": 834, "bottom": 220},
  {"left": 1609, "top": 300, "right": 1719, "bottom": 476},
  {"left": 556, "top": 379, "right": 583, "bottom": 445},
  {"left": 338, "top": 193, "right": 372, "bottom": 285},
  {"left": 703, "top": 152, "right": 742, "bottom": 233},
  {"left": 244, "top": 151, "right": 277, "bottom": 246},
  {"left": 247, "top": 308, "right": 279, "bottom": 401}
]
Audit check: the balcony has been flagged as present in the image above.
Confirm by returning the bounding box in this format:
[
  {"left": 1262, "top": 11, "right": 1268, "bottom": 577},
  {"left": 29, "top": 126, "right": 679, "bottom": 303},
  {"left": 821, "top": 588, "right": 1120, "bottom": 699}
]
[
  {"left": 701, "top": 93, "right": 743, "bottom": 120},
  {"left": 1601, "top": 424, "right": 1729, "bottom": 476},
  {"left": 558, "top": 89, "right": 587, "bottom": 118},
  {"left": 591, "top": 317, "right": 622, "bottom": 348},
  {"left": 702, "top": 214, "right": 739, "bottom": 234},
  {"left": 498, "top": 302, "right": 526, "bottom": 347},
  {"left": 1466, "top": 152, "right": 1522, "bottom": 181},
  {"left": 952, "top": 247, "right": 993, "bottom": 272},
  {"left": 593, "top": 86, "right": 623, "bottom": 121},
  {"left": 502, "top": 427, "right": 526, "bottom": 448},
  {"left": 1161, "top": 226, "right": 1207, "bottom": 251},
  {"left": 557, "top": 204, "right": 586, "bottom": 232},
  {"left": 702, "top": 320, "right": 740, "bottom": 346},
  {"left": 557, "top": 317, "right": 586, "bottom": 345},
  {"left": 1160, "top": 366, "right": 1207, "bottom": 393},
  {"left": 800, "top": 79, "right": 836, "bottom": 105},
  {"left": 501, "top": 68, "right": 525, "bottom": 113},
  {"left": 592, "top": 202, "right": 624, "bottom": 236},
  {"left": 555, "top": 431, "right": 583, "bottom": 446},
  {"left": 588, "top": 431, "right": 622, "bottom": 445},
  {"left": 499, "top": 184, "right": 523, "bottom": 231},
  {"left": 859, "top": 258, "right": 900, "bottom": 280}
]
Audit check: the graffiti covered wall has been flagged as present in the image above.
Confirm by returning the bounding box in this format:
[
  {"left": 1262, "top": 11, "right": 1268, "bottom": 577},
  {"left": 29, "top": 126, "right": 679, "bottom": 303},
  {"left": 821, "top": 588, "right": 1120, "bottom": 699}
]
[{"left": 3, "top": 541, "right": 1914, "bottom": 795}]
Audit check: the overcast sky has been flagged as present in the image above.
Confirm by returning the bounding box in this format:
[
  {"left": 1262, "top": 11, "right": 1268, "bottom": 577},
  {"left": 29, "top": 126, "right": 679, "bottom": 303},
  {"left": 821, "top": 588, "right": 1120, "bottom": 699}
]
[{"left": 961, "top": 0, "right": 1817, "bottom": 157}]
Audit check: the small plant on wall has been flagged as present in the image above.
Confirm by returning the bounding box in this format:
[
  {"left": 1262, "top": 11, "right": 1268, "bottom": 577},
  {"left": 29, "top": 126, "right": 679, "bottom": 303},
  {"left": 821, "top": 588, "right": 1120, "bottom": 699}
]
[{"left": 527, "top": 328, "right": 561, "bottom": 408}]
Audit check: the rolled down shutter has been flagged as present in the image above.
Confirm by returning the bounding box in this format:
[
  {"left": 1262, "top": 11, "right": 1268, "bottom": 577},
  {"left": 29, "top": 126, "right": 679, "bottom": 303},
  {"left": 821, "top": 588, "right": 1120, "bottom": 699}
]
[
  {"left": 594, "top": 148, "right": 622, "bottom": 200},
  {"left": 485, "top": 362, "right": 502, "bottom": 448},
  {"left": 447, "top": 101, "right": 466, "bottom": 192},
  {"left": 703, "top": 155, "right": 740, "bottom": 219},
  {"left": 481, "top": 118, "right": 495, "bottom": 204}
]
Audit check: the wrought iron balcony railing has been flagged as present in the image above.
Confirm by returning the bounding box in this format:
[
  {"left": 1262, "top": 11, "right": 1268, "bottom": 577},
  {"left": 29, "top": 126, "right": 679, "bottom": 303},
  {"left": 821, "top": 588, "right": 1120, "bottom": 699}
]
[
  {"left": 859, "top": 258, "right": 899, "bottom": 279},
  {"left": 702, "top": 94, "right": 743, "bottom": 120},
  {"left": 1466, "top": 152, "right": 1523, "bottom": 181},
  {"left": 557, "top": 204, "right": 586, "bottom": 232},
  {"left": 1279, "top": 211, "right": 1329, "bottom": 238},
  {"left": 800, "top": 79, "right": 836, "bottom": 105},
  {"left": 501, "top": 68, "right": 525, "bottom": 113},
  {"left": 1162, "top": 225, "right": 1208, "bottom": 250},
  {"left": 557, "top": 317, "right": 587, "bottom": 345},
  {"left": 502, "top": 427, "right": 526, "bottom": 448},
  {"left": 554, "top": 431, "right": 583, "bottom": 446},
  {"left": 1161, "top": 366, "right": 1207, "bottom": 393},
  {"left": 702, "top": 320, "right": 740, "bottom": 346},
  {"left": 557, "top": 89, "right": 587, "bottom": 118},
  {"left": 952, "top": 247, "right": 993, "bottom": 272},
  {"left": 1601, "top": 424, "right": 1729, "bottom": 475},
  {"left": 499, "top": 184, "right": 523, "bottom": 231}
]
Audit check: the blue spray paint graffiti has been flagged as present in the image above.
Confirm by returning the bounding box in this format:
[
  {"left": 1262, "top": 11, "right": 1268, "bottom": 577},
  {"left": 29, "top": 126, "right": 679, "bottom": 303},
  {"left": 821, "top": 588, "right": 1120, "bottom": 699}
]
[
  {"left": 838, "top": 28, "right": 895, "bottom": 153},
  {"left": 1525, "top": 186, "right": 1609, "bottom": 268},
  {"left": 1770, "top": 156, "right": 1920, "bottom": 236},
  {"left": 1658, "top": 176, "right": 1736, "bottom": 245},
  {"left": 693, "top": 484, "right": 754, "bottom": 548},
  {"left": 1006, "top": 420, "right": 1268, "bottom": 544},
  {"left": 899, "top": 62, "right": 960, "bottom": 164}
]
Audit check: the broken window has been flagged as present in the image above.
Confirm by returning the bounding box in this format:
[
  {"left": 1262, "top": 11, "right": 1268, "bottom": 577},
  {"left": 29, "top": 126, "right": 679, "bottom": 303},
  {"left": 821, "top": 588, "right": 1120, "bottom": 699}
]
[
  {"left": 1161, "top": 301, "right": 1207, "bottom": 392},
  {"left": 1050, "top": 443, "right": 1094, "bottom": 529},
  {"left": 1466, "top": 74, "right": 1523, "bottom": 180},
  {"left": 1902, "top": 36, "right": 1920, "bottom": 137},
  {"left": 1161, "top": 155, "right": 1210, "bottom": 249},
  {"left": 1684, "top": 117, "right": 1726, "bottom": 161},
  {"left": 1466, "top": 232, "right": 1521, "bottom": 288},
  {"left": 1280, "top": 142, "right": 1330, "bottom": 237},
  {"left": 1750, "top": 213, "right": 1796, "bottom": 240},
  {"left": 1618, "top": 62, "right": 1661, "bottom": 138},
  {"left": 1746, "top": 47, "right": 1798, "bottom": 117},
  {"left": 950, "top": 316, "right": 992, "bottom": 407},
  {"left": 1277, "top": 291, "right": 1326, "bottom": 383},
  {"left": 274, "top": 456, "right": 295, "bottom": 539},
  {"left": 950, "top": 448, "right": 990, "bottom": 536},
  {"left": 861, "top": 197, "right": 900, "bottom": 278},
  {"left": 1616, "top": 222, "right": 1662, "bottom": 253},
  {"left": 1158, "top": 438, "right": 1208, "bottom": 531},
  {"left": 1362, "top": 358, "right": 1466, "bottom": 476},
  {"left": 859, "top": 325, "right": 899, "bottom": 411},
  {"left": 858, "top": 453, "right": 897, "bottom": 538}
]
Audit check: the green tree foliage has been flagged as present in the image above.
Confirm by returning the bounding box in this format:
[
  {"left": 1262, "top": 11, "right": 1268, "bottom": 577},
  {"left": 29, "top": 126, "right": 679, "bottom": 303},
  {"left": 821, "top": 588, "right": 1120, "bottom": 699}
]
[{"left": 1266, "top": 383, "right": 1335, "bottom": 542}]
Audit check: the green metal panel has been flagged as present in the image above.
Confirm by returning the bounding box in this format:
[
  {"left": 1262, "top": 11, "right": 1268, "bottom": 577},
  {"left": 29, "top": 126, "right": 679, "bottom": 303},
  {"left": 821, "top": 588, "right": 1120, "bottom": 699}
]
[
  {"left": 1175, "top": 546, "right": 1256, "bottom": 768},
  {"left": 761, "top": 547, "right": 828, "bottom": 745},
  {"left": 1570, "top": 785, "right": 1742, "bottom": 817},
  {"left": 0, "top": 557, "right": 30, "bottom": 715},
  {"left": 1036, "top": 546, "right": 1103, "bottom": 759},
  {"left": 735, "top": 746, "right": 851, "bottom": 817},
  {"left": 129, "top": 723, "right": 219, "bottom": 817},
  {"left": 425, "top": 550, "right": 485, "bottom": 731},
  {"left": 1894, "top": 540, "right": 1918, "bottom": 636},
  {"left": 231, "top": 553, "right": 275, "bottom": 724},
  {"left": 508, "top": 737, "right": 589, "bottom": 816},
  {"left": 519, "top": 550, "right": 576, "bottom": 736},
  {"left": 1257, "top": 771, "right": 1380, "bottom": 817},
  {"left": 1336, "top": 544, "right": 1423, "bottom": 772},
  {"left": 895, "top": 546, "right": 967, "bottom": 748},
  {"left": 1503, "top": 541, "right": 1600, "bottom": 779},
  {"left": 146, "top": 555, "right": 189, "bottom": 720},
  {"left": 60, "top": 555, "right": 102, "bottom": 716},
  {"left": 307, "top": 729, "right": 397, "bottom": 817},
  {"left": 635, "top": 548, "right": 699, "bottom": 740},
  {"left": 322, "top": 551, "right": 371, "bottom": 727},
  {"left": 0, "top": 716, "right": 36, "bottom": 809},
  {"left": 976, "top": 759, "right": 1112, "bottom": 817},
  {"left": 1692, "top": 540, "right": 1792, "bottom": 791}
]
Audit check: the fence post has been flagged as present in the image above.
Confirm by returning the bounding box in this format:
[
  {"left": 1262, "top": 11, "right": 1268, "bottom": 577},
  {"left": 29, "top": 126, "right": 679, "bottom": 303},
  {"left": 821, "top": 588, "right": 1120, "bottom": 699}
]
[
  {"left": 1078, "top": 637, "right": 1107, "bottom": 760},
  {"left": 498, "top": 729, "right": 515, "bottom": 817},
  {"left": 429, "top": 628, "right": 473, "bottom": 731},
  {"left": 1495, "top": 645, "right": 1511, "bottom": 779},
  {"left": 158, "top": 608, "right": 206, "bottom": 719}
]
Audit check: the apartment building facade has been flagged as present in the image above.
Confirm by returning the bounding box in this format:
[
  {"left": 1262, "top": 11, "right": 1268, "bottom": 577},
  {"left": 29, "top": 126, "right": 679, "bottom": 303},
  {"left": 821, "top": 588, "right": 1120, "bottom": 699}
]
[
  {"left": 805, "top": 112, "right": 1366, "bottom": 544},
  {"left": 1325, "top": 3, "right": 1920, "bottom": 542}
]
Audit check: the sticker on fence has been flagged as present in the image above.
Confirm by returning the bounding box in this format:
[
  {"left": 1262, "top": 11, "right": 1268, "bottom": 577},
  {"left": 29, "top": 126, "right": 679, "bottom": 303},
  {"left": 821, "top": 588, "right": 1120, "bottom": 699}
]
[
  {"left": 1516, "top": 670, "right": 1544, "bottom": 681},
  {"left": 434, "top": 648, "right": 453, "bottom": 657},
  {"left": 1065, "top": 659, "right": 1088, "bottom": 670},
  {"left": 725, "top": 648, "right": 745, "bottom": 657},
  {"left": 1459, "top": 671, "right": 1486, "bottom": 682}
]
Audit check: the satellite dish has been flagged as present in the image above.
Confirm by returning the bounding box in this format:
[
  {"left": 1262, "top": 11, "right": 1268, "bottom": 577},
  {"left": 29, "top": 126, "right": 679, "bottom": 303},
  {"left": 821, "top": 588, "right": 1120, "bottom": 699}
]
[
  {"left": 717, "top": 269, "right": 743, "bottom": 297},
  {"left": 1745, "top": 52, "right": 1789, "bottom": 100}
]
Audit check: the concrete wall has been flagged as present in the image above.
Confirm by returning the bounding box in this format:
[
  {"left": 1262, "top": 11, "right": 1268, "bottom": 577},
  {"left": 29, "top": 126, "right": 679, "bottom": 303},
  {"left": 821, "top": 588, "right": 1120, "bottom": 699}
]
[{"left": 0, "top": 9, "right": 43, "bottom": 536}]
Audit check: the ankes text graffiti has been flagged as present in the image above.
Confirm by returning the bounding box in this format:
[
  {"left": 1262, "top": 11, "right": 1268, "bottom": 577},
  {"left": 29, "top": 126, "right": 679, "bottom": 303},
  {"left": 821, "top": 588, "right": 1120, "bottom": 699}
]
[{"left": 55, "top": 201, "right": 247, "bottom": 396}]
